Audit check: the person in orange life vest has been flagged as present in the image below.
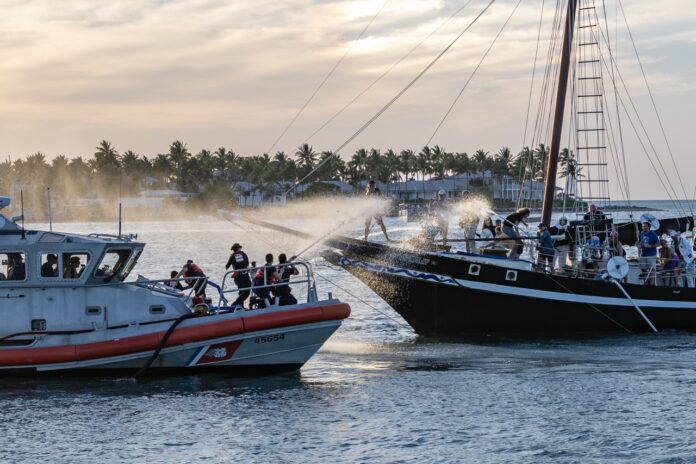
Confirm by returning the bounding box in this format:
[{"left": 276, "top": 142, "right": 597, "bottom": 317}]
[
  {"left": 225, "top": 243, "right": 252, "bottom": 307},
  {"left": 178, "top": 260, "right": 207, "bottom": 297},
  {"left": 252, "top": 253, "right": 280, "bottom": 308}
]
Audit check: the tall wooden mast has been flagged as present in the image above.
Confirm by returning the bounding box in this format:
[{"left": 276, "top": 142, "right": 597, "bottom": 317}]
[{"left": 541, "top": 0, "right": 578, "bottom": 226}]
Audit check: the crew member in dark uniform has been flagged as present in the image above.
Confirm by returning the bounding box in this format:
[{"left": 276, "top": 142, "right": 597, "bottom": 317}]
[
  {"left": 364, "top": 179, "right": 390, "bottom": 241},
  {"left": 273, "top": 253, "right": 299, "bottom": 306},
  {"left": 225, "top": 243, "right": 252, "bottom": 308}
]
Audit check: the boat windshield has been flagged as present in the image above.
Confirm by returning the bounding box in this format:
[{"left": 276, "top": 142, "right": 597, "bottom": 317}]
[
  {"left": 121, "top": 250, "right": 141, "bottom": 280},
  {"left": 95, "top": 249, "right": 132, "bottom": 281}
]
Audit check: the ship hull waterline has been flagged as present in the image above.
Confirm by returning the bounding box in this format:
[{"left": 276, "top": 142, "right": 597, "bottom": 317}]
[
  {"left": 325, "top": 238, "right": 696, "bottom": 336},
  {"left": 0, "top": 302, "right": 350, "bottom": 377}
]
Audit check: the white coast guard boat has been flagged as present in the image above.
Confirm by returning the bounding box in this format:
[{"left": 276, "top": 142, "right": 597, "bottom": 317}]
[{"left": 0, "top": 196, "right": 349, "bottom": 376}]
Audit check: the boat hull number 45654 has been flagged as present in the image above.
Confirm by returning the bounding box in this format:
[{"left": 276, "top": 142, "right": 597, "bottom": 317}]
[{"left": 254, "top": 334, "right": 285, "bottom": 344}]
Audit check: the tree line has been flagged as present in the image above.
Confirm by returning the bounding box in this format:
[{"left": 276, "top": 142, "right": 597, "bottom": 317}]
[{"left": 0, "top": 140, "right": 579, "bottom": 213}]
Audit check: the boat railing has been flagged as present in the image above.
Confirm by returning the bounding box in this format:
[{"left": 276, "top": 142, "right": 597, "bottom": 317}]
[
  {"left": 87, "top": 232, "right": 138, "bottom": 242},
  {"left": 131, "top": 276, "right": 210, "bottom": 300},
  {"left": 219, "top": 260, "right": 317, "bottom": 308}
]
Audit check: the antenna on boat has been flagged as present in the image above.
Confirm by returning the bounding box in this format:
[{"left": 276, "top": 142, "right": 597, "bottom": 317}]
[
  {"left": 118, "top": 202, "right": 122, "bottom": 239},
  {"left": 20, "top": 190, "right": 25, "bottom": 239},
  {"left": 47, "top": 187, "right": 53, "bottom": 232}
]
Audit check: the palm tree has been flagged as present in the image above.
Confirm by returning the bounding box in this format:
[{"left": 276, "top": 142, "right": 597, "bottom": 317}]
[
  {"left": 493, "top": 147, "right": 512, "bottom": 176},
  {"left": 398, "top": 149, "right": 416, "bottom": 182},
  {"left": 348, "top": 148, "right": 368, "bottom": 185},
  {"left": 559, "top": 148, "right": 582, "bottom": 198},
  {"left": 94, "top": 140, "right": 121, "bottom": 180},
  {"left": 294, "top": 144, "right": 317, "bottom": 170},
  {"left": 430, "top": 145, "right": 447, "bottom": 180}
]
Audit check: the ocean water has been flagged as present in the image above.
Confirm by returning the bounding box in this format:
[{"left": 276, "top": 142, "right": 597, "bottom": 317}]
[{"left": 2, "top": 214, "right": 696, "bottom": 464}]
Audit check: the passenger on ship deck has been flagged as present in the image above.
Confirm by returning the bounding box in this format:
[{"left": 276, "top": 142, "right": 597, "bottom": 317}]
[
  {"left": 480, "top": 216, "right": 496, "bottom": 249},
  {"left": 536, "top": 223, "right": 555, "bottom": 273},
  {"left": 638, "top": 221, "right": 659, "bottom": 286},
  {"left": 583, "top": 204, "right": 606, "bottom": 227},
  {"left": 364, "top": 179, "right": 390, "bottom": 242},
  {"left": 551, "top": 216, "right": 571, "bottom": 272},
  {"left": 458, "top": 190, "right": 478, "bottom": 253},
  {"left": 659, "top": 239, "right": 679, "bottom": 287},
  {"left": 225, "top": 243, "right": 252, "bottom": 308},
  {"left": 178, "top": 260, "right": 207, "bottom": 297},
  {"left": 669, "top": 231, "right": 685, "bottom": 287},
  {"left": 41, "top": 254, "right": 58, "bottom": 277},
  {"left": 604, "top": 230, "right": 625, "bottom": 258},
  {"left": 273, "top": 253, "right": 299, "bottom": 306},
  {"left": 430, "top": 189, "right": 449, "bottom": 242},
  {"left": 252, "top": 253, "right": 279, "bottom": 308},
  {"left": 502, "top": 208, "right": 530, "bottom": 259}
]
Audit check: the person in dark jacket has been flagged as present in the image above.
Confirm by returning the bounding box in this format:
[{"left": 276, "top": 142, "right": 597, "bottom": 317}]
[
  {"left": 273, "top": 253, "right": 299, "bottom": 306},
  {"left": 225, "top": 243, "right": 252, "bottom": 307}
]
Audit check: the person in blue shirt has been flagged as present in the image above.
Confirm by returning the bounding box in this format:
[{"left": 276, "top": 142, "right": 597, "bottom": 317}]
[
  {"left": 536, "top": 223, "right": 555, "bottom": 273},
  {"left": 639, "top": 221, "right": 659, "bottom": 286}
]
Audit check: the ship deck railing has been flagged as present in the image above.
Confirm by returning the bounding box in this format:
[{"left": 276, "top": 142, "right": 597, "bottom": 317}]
[{"left": 218, "top": 260, "right": 317, "bottom": 308}]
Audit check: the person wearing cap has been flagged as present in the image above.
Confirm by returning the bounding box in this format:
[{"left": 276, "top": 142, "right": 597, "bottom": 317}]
[
  {"left": 639, "top": 221, "right": 659, "bottom": 286},
  {"left": 225, "top": 243, "right": 252, "bottom": 307},
  {"left": 429, "top": 189, "right": 449, "bottom": 242},
  {"left": 536, "top": 223, "right": 555, "bottom": 273},
  {"left": 364, "top": 179, "right": 390, "bottom": 242}
]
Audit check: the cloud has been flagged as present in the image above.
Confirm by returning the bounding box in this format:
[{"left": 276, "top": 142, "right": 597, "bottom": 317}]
[{"left": 0, "top": 0, "right": 693, "bottom": 199}]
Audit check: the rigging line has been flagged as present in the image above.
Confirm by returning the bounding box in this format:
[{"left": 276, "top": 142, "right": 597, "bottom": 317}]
[
  {"left": 618, "top": 0, "right": 692, "bottom": 215},
  {"left": 313, "top": 267, "right": 413, "bottom": 331},
  {"left": 589, "top": 21, "right": 687, "bottom": 216},
  {"left": 521, "top": 0, "right": 545, "bottom": 147},
  {"left": 425, "top": 0, "right": 523, "bottom": 146},
  {"left": 516, "top": 0, "right": 564, "bottom": 208},
  {"left": 298, "top": 0, "right": 476, "bottom": 148},
  {"left": 600, "top": 0, "right": 631, "bottom": 205},
  {"left": 285, "top": 0, "right": 498, "bottom": 196},
  {"left": 266, "top": 0, "right": 390, "bottom": 155},
  {"left": 537, "top": 271, "right": 631, "bottom": 333}
]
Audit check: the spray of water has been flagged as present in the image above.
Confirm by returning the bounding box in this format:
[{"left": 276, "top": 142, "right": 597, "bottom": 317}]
[
  {"left": 450, "top": 196, "right": 494, "bottom": 225},
  {"left": 224, "top": 195, "right": 392, "bottom": 257}
]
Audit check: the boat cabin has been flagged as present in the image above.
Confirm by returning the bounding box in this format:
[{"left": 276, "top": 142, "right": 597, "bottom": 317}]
[{"left": 0, "top": 197, "right": 144, "bottom": 287}]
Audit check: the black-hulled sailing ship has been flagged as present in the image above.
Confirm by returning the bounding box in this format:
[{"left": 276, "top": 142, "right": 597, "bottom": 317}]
[{"left": 325, "top": 0, "right": 696, "bottom": 335}]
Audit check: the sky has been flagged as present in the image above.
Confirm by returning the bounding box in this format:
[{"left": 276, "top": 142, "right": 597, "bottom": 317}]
[{"left": 0, "top": 0, "right": 694, "bottom": 199}]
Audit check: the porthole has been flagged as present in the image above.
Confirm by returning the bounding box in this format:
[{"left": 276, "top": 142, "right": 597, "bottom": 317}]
[
  {"left": 469, "top": 264, "right": 481, "bottom": 276},
  {"left": 505, "top": 270, "right": 518, "bottom": 282}
]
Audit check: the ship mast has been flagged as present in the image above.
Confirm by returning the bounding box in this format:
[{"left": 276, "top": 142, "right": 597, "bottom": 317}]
[{"left": 541, "top": 0, "right": 578, "bottom": 226}]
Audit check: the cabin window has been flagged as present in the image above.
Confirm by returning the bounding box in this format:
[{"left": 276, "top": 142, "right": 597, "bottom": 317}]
[
  {"left": 0, "top": 252, "right": 26, "bottom": 281},
  {"left": 121, "top": 250, "right": 142, "bottom": 280},
  {"left": 62, "top": 253, "right": 90, "bottom": 279},
  {"left": 94, "top": 249, "right": 132, "bottom": 281},
  {"left": 40, "top": 253, "right": 59, "bottom": 278}
]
